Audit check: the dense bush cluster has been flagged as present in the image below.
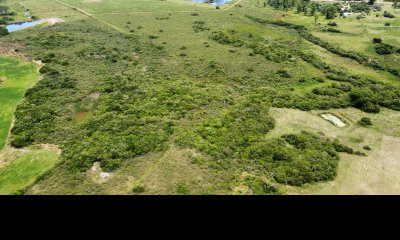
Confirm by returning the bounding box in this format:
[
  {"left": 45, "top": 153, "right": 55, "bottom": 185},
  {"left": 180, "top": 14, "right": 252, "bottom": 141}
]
[
  {"left": 11, "top": 67, "right": 77, "bottom": 148},
  {"left": 63, "top": 113, "right": 174, "bottom": 171},
  {"left": 374, "top": 42, "right": 398, "bottom": 55},
  {"left": 176, "top": 94, "right": 356, "bottom": 186},
  {"left": 350, "top": 2, "right": 372, "bottom": 13}
]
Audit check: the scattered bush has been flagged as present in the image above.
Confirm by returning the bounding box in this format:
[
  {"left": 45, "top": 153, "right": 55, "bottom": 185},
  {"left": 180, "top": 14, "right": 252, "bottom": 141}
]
[
  {"left": 363, "top": 145, "right": 372, "bottom": 150},
  {"left": 333, "top": 140, "right": 354, "bottom": 154},
  {"left": 358, "top": 117, "right": 373, "bottom": 126},
  {"left": 244, "top": 176, "right": 280, "bottom": 195},
  {"left": 327, "top": 21, "right": 337, "bottom": 27},
  {"left": 177, "top": 183, "right": 189, "bottom": 194},
  {"left": 374, "top": 43, "right": 396, "bottom": 55},
  {"left": 372, "top": 38, "right": 382, "bottom": 43},
  {"left": 322, "top": 27, "right": 341, "bottom": 33},
  {"left": 193, "top": 21, "right": 210, "bottom": 32},
  {"left": 132, "top": 186, "right": 145, "bottom": 194},
  {"left": 383, "top": 11, "right": 395, "bottom": 18}
]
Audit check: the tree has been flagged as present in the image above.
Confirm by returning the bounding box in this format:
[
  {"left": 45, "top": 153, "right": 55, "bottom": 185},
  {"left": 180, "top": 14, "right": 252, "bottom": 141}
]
[
  {"left": 0, "top": 6, "right": 9, "bottom": 15},
  {"left": 314, "top": 13, "right": 319, "bottom": 24},
  {"left": 308, "top": 3, "right": 316, "bottom": 16},
  {"left": 325, "top": 5, "right": 337, "bottom": 19},
  {"left": 0, "top": 27, "right": 8, "bottom": 37}
]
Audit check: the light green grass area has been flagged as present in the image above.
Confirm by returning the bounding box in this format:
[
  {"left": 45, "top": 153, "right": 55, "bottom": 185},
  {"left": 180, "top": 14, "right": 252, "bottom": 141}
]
[
  {"left": 270, "top": 107, "right": 400, "bottom": 195},
  {"left": 58, "top": 0, "right": 217, "bottom": 13},
  {"left": 0, "top": 149, "right": 59, "bottom": 194},
  {"left": 0, "top": 57, "right": 39, "bottom": 150}
]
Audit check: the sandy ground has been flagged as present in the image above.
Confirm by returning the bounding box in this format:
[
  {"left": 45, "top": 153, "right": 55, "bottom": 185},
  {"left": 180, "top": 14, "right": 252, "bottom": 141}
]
[{"left": 45, "top": 18, "right": 65, "bottom": 25}]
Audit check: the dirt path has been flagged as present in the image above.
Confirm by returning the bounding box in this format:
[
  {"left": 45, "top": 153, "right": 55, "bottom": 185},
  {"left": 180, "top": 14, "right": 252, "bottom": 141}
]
[
  {"left": 222, "top": 0, "right": 242, "bottom": 11},
  {"left": 55, "top": 0, "right": 130, "bottom": 34}
]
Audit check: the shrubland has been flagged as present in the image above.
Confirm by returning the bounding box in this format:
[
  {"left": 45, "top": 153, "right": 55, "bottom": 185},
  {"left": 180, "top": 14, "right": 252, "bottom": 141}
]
[{"left": 0, "top": 0, "right": 398, "bottom": 194}]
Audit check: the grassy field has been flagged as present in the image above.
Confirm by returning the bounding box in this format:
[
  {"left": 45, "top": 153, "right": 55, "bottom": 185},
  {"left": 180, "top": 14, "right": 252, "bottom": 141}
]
[
  {"left": 0, "top": 57, "right": 39, "bottom": 150},
  {"left": 0, "top": 148, "right": 59, "bottom": 194},
  {"left": 270, "top": 107, "right": 400, "bottom": 194},
  {"left": 0, "top": 57, "right": 61, "bottom": 195},
  {"left": 0, "top": 0, "right": 399, "bottom": 194}
]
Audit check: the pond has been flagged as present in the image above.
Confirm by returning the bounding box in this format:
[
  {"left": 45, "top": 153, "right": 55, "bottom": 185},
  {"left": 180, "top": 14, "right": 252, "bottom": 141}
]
[
  {"left": 192, "top": 0, "right": 232, "bottom": 5},
  {"left": 6, "top": 20, "right": 45, "bottom": 32}
]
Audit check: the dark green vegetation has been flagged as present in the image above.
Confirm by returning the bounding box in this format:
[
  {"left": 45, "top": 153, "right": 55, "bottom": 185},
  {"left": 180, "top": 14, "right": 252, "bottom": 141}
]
[
  {"left": 0, "top": 0, "right": 16, "bottom": 36},
  {"left": 0, "top": 0, "right": 399, "bottom": 194},
  {"left": 358, "top": 117, "right": 373, "bottom": 126}
]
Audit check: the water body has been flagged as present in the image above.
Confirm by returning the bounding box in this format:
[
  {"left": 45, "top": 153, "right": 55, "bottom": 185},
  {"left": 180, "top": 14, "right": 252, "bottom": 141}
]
[
  {"left": 192, "top": 0, "right": 232, "bottom": 5},
  {"left": 6, "top": 20, "right": 45, "bottom": 32}
]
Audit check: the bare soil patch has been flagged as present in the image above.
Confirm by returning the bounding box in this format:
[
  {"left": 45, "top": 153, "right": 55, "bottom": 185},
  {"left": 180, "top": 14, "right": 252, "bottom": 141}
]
[{"left": 45, "top": 18, "right": 65, "bottom": 25}]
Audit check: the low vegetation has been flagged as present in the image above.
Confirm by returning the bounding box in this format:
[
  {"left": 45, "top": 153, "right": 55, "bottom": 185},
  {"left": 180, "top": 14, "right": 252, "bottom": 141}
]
[{"left": 0, "top": 0, "right": 398, "bottom": 194}]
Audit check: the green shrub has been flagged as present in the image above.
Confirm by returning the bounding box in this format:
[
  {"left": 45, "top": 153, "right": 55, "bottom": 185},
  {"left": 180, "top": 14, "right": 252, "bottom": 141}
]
[
  {"left": 363, "top": 145, "right": 372, "bottom": 150},
  {"left": 177, "top": 183, "right": 189, "bottom": 194},
  {"left": 333, "top": 140, "right": 354, "bottom": 154},
  {"left": 0, "top": 26, "right": 8, "bottom": 37},
  {"left": 10, "top": 135, "right": 32, "bottom": 148},
  {"left": 244, "top": 176, "right": 280, "bottom": 195},
  {"left": 375, "top": 43, "right": 396, "bottom": 55},
  {"left": 322, "top": 28, "right": 341, "bottom": 33},
  {"left": 132, "top": 186, "right": 146, "bottom": 194},
  {"left": 372, "top": 38, "right": 382, "bottom": 43},
  {"left": 358, "top": 117, "right": 373, "bottom": 126},
  {"left": 383, "top": 11, "right": 395, "bottom": 18}
]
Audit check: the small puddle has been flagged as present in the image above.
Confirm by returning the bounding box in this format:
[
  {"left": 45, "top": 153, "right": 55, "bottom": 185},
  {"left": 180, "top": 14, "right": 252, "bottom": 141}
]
[
  {"left": 6, "top": 20, "right": 45, "bottom": 32},
  {"left": 192, "top": 0, "right": 232, "bottom": 5}
]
